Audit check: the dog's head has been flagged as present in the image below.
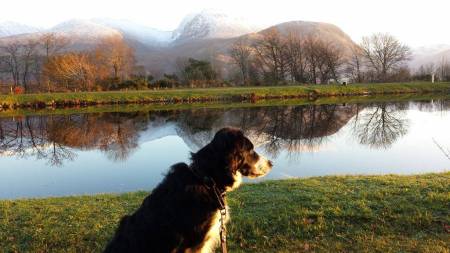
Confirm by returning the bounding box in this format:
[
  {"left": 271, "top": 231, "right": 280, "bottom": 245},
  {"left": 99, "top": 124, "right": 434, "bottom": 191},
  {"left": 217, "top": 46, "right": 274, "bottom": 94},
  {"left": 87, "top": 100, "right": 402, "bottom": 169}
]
[{"left": 192, "top": 127, "right": 273, "bottom": 191}]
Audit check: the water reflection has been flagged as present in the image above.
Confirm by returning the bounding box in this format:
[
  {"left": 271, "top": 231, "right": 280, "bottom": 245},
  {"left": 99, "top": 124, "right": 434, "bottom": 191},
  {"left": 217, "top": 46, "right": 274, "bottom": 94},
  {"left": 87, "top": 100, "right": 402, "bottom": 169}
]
[
  {"left": 352, "top": 103, "right": 409, "bottom": 149},
  {"left": 1, "top": 99, "right": 449, "bottom": 167}
]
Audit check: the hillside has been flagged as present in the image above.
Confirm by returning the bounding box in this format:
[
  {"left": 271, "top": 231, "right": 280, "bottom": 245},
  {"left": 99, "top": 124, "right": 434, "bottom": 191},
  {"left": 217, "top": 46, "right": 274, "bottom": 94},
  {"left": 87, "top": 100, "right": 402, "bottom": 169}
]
[
  {"left": 143, "top": 20, "right": 357, "bottom": 77},
  {"left": 0, "top": 13, "right": 357, "bottom": 78}
]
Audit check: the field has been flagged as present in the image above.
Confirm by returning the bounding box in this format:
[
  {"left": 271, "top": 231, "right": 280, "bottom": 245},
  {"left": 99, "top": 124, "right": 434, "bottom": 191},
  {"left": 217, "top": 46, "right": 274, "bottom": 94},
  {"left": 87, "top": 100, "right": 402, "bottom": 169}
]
[
  {"left": 1, "top": 173, "right": 449, "bottom": 252},
  {"left": 1, "top": 82, "right": 450, "bottom": 109}
]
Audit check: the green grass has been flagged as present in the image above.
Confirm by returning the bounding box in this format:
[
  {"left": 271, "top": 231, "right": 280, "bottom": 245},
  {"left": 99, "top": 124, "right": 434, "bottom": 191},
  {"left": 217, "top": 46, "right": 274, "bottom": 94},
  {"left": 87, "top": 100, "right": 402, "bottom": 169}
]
[
  {"left": 1, "top": 173, "right": 449, "bottom": 252},
  {"left": 1, "top": 82, "right": 449, "bottom": 109},
  {"left": 1, "top": 92, "right": 449, "bottom": 118}
]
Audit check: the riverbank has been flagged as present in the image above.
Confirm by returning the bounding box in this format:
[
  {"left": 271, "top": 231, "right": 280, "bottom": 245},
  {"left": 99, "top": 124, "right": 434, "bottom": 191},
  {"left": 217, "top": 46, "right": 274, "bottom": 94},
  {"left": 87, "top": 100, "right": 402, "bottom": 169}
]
[
  {"left": 1, "top": 92, "right": 449, "bottom": 118},
  {"left": 1, "top": 173, "right": 448, "bottom": 252},
  {"left": 1, "top": 82, "right": 449, "bottom": 110}
]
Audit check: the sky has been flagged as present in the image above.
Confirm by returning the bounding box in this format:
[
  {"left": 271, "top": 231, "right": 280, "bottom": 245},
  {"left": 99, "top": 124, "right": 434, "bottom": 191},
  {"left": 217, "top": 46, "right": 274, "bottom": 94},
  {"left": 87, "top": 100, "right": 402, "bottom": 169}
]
[{"left": 1, "top": 0, "right": 449, "bottom": 47}]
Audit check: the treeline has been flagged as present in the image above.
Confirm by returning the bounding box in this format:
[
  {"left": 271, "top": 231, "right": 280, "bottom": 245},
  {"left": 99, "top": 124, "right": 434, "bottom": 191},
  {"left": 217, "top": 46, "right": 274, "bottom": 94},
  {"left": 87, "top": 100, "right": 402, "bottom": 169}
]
[
  {"left": 0, "top": 30, "right": 448, "bottom": 94},
  {"left": 229, "top": 30, "right": 416, "bottom": 85},
  {"left": 230, "top": 28, "right": 346, "bottom": 85},
  {"left": 0, "top": 33, "right": 224, "bottom": 93},
  {"left": 0, "top": 34, "right": 137, "bottom": 93},
  {"left": 413, "top": 59, "right": 450, "bottom": 82}
]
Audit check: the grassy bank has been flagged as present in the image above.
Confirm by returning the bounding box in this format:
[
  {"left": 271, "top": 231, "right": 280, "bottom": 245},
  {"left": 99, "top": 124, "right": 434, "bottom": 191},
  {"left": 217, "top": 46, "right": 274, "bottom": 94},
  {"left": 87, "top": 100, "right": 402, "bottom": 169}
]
[
  {"left": 1, "top": 92, "right": 449, "bottom": 118},
  {"left": 1, "top": 82, "right": 449, "bottom": 110},
  {"left": 1, "top": 173, "right": 449, "bottom": 252}
]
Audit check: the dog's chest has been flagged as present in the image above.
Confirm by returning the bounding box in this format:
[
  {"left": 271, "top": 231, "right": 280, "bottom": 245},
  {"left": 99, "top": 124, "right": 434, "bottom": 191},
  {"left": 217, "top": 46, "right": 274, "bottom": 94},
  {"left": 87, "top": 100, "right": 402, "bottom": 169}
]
[{"left": 185, "top": 206, "right": 230, "bottom": 253}]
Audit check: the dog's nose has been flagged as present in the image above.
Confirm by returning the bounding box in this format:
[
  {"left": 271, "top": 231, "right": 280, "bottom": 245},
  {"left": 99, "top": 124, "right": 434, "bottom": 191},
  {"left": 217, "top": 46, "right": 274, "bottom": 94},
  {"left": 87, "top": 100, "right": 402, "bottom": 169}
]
[{"left": 268, "top": 160, "right": 273, "bottom": 167}]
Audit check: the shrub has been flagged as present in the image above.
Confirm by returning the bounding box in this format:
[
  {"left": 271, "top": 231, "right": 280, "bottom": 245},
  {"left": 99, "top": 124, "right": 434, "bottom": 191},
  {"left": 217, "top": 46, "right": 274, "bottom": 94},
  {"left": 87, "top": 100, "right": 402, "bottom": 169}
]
[{"left": 14, "top": 86, "right": 24, "bottom": 94}]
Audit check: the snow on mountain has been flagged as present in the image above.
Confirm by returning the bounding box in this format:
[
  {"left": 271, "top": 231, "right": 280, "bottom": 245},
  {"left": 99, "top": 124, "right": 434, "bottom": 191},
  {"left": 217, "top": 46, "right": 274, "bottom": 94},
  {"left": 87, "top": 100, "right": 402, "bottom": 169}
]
[
  {"left": 1, "top": 10, "right": 261, "bottom": 47},
  {"left": 0, "top": 21, "right": 41, "bottom": 38},
  {"left": 410, "top": 44, "right": 450, "bottom": 69},
  {"left": 92, "top": 18, "right": 172, "bottom": 46},
  {"left": 49, "top": 19, "right": 122, "bottom": 40},
  {"left": 413, "top": 44, "right": 450, "bottom": 57},
  {"left": 172, "top": 10, "right": 260, "bottom": 42}
]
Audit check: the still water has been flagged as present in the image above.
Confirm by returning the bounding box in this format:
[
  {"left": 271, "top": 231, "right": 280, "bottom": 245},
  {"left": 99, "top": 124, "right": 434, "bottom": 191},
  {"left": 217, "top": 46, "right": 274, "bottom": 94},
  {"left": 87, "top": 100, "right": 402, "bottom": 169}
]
[{"left": 0, "top": 99, "right": 449, "bottom": 199}]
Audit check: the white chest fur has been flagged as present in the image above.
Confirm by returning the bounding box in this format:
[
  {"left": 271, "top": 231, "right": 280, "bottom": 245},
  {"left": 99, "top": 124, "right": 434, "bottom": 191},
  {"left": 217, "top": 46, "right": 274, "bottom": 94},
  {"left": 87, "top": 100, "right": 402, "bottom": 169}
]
[{"left": 185, "top": 206, "right": 230, "bottom": 253}]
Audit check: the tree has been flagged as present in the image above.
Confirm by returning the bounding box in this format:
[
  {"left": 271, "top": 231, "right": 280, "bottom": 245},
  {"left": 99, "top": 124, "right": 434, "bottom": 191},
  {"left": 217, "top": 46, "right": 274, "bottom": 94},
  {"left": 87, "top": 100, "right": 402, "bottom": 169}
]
[
  {"left": 438, "top": 57, "right": 450, "bottom": 81},
  {"left": 43, "top": 52, "right": 96, "bottom": 91},
  {"left": 319, "top": 41, "right": 344, "bottom": 83},
  {"left": 230, "top": 38, "right": 252, "bottom": 85},
  {"left": 361, "top": 33, "right": 411, "bottom": 82},
  {"left": 20, "top": 39, "right": 39, "bottom": 90},
  {"left": 0, "top": 39, "right": 40, "bottom": 92},
  {"left": 346, "top": 45, "right": 365, "bottom": 83},
  {"left": 0, "top": 41, "right": 21, "bottom": 89},
  {"left": 252, "top": 28, "right": 287, "bottom": 82},
  {"left": 93, "top": 36, "right": 135, "bottom": 82},
  {"left": 284, "top": 32, "right": 307, "bottom": 83},
  {"left": 40, "top": 33, "right": 70, "bottom": 59},
  {"left": 182, "top": 58, "right": 217, "bottom": 87},
  {"left": 304, "top": 36, "right": 320, "bottom": 84}
]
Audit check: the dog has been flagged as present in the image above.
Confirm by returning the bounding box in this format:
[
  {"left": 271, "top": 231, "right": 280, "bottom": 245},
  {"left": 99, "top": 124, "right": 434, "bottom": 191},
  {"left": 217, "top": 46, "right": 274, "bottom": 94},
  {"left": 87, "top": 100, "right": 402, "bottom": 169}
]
[{"left": 104, "top": 127, "right": 273, "bottom": 253}]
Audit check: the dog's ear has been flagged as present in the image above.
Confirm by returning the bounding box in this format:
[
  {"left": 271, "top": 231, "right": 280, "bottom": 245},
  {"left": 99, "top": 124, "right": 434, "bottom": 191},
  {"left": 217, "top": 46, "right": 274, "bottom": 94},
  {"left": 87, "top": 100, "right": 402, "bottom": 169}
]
[{"left": 211, "top": 127, "right": 245, "bottom": 153}]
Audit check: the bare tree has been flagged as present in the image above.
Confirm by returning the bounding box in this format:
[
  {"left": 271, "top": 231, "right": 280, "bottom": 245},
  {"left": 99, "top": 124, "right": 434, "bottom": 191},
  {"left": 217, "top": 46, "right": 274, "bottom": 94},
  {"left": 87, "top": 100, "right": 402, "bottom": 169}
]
[
  {"left": 230, "top": 38, "right": 252, "bottom": 85},
  {"left": 284, "top": 32, "right": 307, "bottom": 83},
  {"left": 0, "top": 39, "right": 41, "bottom": 92},
  {"left": 438, "top": 57, "right": 450, "bottom": 81},
  {"left": 320, "top": 41, "right": 344, "bottom": 82},
  {"left": 361, "top": 33, "right": 411, "bottom": 82},
  {"left": 304, "top": 36, "right": 320, "bottom": 83},
  {"left": 40, "top": 33, "right": 70, "bottom": 59},
  {"left": 346, "top": 45, "right": 365, "bottom": 83},
  {"left": 252, "top": 28, "right": 287, "bottom": 82},
  {"left": 0, "top": 41, "right": 21, "bottom": 88},
  {"left": 20, "top": 39, "right": 39, "bottom": 90}
]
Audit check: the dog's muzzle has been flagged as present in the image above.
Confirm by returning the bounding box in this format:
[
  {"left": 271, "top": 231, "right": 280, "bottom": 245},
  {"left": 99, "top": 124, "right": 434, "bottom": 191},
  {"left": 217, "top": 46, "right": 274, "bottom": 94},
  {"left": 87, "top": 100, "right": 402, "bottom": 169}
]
[{"left": 251, "top": 155, "right": 273, "bottom": 178}]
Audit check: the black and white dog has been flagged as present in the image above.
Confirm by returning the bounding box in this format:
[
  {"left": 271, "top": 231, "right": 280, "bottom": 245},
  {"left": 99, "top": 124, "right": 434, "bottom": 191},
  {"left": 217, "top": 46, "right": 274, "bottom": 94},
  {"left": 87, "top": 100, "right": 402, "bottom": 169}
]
[{"left": 104, "top": 127, "right": 273, "bottom": 253}]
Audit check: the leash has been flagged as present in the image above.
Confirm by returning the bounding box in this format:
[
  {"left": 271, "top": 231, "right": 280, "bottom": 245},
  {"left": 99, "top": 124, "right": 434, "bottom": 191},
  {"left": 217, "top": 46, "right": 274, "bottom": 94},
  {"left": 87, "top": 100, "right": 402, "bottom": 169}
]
[{"left": 189, "top": 166, "right": 228, "bottom": 253}]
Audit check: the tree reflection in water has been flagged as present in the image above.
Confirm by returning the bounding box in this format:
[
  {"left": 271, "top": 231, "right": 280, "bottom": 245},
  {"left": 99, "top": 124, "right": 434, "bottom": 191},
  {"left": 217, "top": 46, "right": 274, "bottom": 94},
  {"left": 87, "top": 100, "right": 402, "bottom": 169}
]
[
  {"left": 0, "top": 99, "right": 448, "bottom": 166},
  {"left": 352, "top": 103, "right": 409, "bottom": 149},
  {"left": 0, "top": 113, "right": 144, "bottom": 166}
]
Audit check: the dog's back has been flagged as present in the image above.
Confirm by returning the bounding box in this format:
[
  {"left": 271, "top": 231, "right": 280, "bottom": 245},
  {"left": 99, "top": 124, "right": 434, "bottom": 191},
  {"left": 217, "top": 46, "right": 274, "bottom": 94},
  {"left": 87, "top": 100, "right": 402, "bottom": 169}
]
[{"left": 104, "top": 162, "right": 219, "bottom": 253}]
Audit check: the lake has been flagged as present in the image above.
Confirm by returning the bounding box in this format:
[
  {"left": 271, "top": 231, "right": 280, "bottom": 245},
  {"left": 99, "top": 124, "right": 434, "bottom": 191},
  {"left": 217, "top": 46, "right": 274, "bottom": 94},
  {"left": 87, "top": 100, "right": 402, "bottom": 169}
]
[{"left": 0, "top": 98, "right": 449, "bottom": 199}]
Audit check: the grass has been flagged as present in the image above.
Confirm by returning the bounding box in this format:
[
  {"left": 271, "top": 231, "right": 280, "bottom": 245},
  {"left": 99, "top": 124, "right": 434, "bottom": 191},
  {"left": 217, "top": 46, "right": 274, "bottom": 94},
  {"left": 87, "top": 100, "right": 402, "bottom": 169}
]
[
  {"left": 0, "top": 82, "right": 449, "bottom": 109},
  {"left": 1, "top": 173, "right": 449, "bottom": 252},
  {"left": 1, "top": 92, "right": 449, "bottom": 118}
]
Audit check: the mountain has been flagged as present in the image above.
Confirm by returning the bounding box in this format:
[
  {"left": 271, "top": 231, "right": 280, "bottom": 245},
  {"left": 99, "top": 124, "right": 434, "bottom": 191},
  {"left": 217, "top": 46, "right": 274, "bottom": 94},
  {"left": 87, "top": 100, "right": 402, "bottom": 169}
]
[
  {"left": 410, "top": 44, "right": 450, "bottom": 70},
  {"left": 260, "top": 21, "right": 355, "bottom": 49},
  {"left": 0, "top": 21, "right": 41, "bottom": 38},
  {"left": 172, "top": 10, "right": 260, "bottom": 43},
  {"left": 92, "top": 18, "right": 172, "bottom": 47},
  {"left": 0, "top": 14, "right": 357, "bottom": 78},
  {"left": 49, "top": 19, "right": 121, "bottom": 39},
  {"left": 143, "top": 20, "right": 357, "bottom": 77}
]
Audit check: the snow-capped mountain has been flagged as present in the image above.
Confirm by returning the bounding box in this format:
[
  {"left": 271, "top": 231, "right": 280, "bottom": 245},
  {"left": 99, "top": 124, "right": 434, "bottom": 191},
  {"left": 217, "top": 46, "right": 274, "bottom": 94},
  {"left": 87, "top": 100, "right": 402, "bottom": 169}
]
[
  {"left": 92, "top": 18, "right": 172, "bottom": 46},
  {"left": 49, "top": 19, "right": 122, "bottom": 39},
  {"left": 0, "top": 21, "right": 41, "bottom": 38},
  {"left": 413, "top": 44, "right": 450, "bottom": 57},
  {"left": 171, "top": 10, "right": 260, "bottom": 43},
  {"left": 1, "top": 11, "right": 259, "bottom": 46},
  {"left": 410, "top": 44, "right": 450, "bottom": 70}
]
